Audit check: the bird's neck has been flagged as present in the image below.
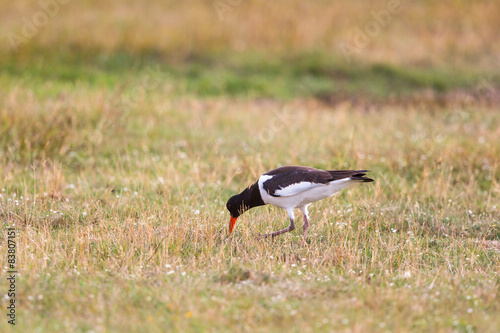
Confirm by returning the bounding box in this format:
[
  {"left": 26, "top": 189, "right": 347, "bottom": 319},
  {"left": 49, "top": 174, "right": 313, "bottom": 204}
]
[{"left": 243, "top": 182, "right": 266, "bottom": 210}]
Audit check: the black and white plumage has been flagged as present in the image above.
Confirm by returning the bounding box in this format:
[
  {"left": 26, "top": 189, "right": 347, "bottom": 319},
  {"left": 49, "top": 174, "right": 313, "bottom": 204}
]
[{"left": 226, "top": 166, "right": 373, "bottom": 244}]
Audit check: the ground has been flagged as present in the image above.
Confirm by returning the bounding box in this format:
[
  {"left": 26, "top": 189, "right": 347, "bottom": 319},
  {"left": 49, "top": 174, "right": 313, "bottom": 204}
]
[{"left": 0, "top": 1, "right": 499, "bottom": 332}]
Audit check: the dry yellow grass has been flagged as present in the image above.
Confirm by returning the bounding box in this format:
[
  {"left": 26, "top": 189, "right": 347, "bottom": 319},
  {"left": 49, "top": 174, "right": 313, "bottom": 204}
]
[
  {"left": 1, "top": 1, "right": 499, "bottom": 331},
  {"left": 0, "top": 83, "right": 499, "bottom": 331},
  {"left": 1, "top": 0, "right": 499, "bottom": 69}
]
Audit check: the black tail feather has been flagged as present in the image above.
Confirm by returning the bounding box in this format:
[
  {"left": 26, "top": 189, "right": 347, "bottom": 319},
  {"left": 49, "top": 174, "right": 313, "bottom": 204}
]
[
  {"left": 350, "top": 173, "right": 374, "bottom": 182},
  {"left": 327, "top": 169, "right": 374, "bottom": 182}
]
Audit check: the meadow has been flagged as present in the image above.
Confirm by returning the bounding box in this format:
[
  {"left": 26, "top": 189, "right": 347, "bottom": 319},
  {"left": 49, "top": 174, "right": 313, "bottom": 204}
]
[{"left": 1, "top": 1, "right": 499, "bottom": 332}]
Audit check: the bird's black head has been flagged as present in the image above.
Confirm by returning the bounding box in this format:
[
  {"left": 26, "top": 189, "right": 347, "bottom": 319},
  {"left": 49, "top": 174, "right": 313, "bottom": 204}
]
[
  {"left": 226, "top": 183, "right": 265, "bottom": 235},
  {"left": 226, "top": 192, "right": 248, "bottom": 219}
]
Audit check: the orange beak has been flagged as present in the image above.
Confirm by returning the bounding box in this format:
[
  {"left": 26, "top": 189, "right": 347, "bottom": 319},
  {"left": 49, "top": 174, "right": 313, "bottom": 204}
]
[{"left": 229, "top": 216, "right": 238, "bottom": 234}]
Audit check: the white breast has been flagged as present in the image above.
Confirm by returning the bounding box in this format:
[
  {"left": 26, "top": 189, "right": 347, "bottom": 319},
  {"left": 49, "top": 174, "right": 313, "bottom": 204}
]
[{"left": 257, "top": 175, "right": 274, "bottom": 204}]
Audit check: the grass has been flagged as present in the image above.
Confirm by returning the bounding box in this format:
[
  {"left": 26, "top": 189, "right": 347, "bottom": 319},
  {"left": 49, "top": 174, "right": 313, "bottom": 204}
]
[
  {"left": 1, "top": 0, "right": 499, "bottom": 70},
  {"left": 2, "top": 50, "right": 498, "bottom": 103},
  {"left": 0, "top": 84, "right": 499, "bottom": 331},
  {"left": 1, "top": 0, "right": 500, "bottom": 332}
]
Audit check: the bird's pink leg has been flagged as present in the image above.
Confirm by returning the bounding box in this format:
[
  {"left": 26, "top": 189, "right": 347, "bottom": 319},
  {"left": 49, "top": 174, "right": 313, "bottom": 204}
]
[
  {"left": 300, "top": 205, "right": 310, "bottom": 246},
  {"left": 301, "top": 214, "right": 310, "bottom": 246},
  {"left": 258, "top": 218, "right": 295, "bottom": 239}
]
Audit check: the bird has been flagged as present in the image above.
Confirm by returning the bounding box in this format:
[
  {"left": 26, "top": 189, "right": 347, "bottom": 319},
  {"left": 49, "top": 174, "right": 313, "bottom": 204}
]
[{"left": 226, "top": 166, "right": 373, "bottom": 244}]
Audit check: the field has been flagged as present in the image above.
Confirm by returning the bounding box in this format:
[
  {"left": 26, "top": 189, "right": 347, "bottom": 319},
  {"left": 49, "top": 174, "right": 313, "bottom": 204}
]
[{"left": 1, "top": 1, "right": 500, "bottom": 332}]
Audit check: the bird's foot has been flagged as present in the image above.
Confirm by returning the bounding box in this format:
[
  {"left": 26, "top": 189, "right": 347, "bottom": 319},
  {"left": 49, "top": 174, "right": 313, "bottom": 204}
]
[{"left": 256, "top": 233, "right": 271, "bottom": 240}]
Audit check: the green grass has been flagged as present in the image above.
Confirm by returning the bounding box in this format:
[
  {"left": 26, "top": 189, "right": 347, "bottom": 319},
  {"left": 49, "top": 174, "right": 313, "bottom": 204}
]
[
  {"left": 2, "top": 50, "right": 497, "bottom": 102},
  {"left": 1, "top": 1, "right": 499, "bottom": 330},
  {"left": 0, "top": 55, "right": 499, "bottom": 331}
]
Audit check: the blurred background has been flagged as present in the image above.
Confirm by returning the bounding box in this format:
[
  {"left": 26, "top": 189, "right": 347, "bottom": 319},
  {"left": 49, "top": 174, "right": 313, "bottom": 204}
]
[
  {"left": 1, "top": 0, "right": 499, "bottom": 102},
  {"left": 2, "top": 0, "right": 499, "bottom": 64}
]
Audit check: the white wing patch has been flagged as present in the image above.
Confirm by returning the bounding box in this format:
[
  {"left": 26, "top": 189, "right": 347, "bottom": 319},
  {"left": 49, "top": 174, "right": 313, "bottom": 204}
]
[{"left": 273, "top": 182, "right": 323, "bottom": 197}]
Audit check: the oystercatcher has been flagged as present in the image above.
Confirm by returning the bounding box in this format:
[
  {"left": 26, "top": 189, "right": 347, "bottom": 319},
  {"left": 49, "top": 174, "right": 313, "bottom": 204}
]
[{"left": 226, "top": 166, "right": 373, "bottom": 244}]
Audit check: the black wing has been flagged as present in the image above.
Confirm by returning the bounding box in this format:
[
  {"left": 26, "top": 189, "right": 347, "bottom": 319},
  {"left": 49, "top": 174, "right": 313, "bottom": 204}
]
[{"left": 262, "top": 166, "right": 372, "bottom": 197}]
